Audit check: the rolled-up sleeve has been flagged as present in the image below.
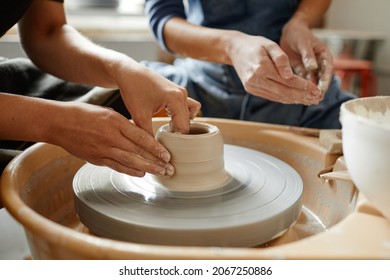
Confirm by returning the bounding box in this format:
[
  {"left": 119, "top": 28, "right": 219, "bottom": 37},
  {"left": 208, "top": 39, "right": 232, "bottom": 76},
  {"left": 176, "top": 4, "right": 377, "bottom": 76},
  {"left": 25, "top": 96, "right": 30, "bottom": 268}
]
[{"left": 144, "top": 0, "right": 186, "bottom": 53}]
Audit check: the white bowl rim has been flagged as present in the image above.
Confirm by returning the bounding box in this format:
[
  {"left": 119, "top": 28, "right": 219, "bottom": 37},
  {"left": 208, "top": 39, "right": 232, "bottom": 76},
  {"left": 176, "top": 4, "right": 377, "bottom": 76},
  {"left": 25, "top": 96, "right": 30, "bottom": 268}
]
[{"left": 340, "top": 96, "right": 390, "bottom": 131}]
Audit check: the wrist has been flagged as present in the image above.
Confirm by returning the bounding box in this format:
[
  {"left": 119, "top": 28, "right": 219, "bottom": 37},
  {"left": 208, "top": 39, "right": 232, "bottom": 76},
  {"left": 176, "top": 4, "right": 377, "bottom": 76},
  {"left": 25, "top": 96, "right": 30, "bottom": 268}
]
[
  {"left": 223, "top": 30, "right": 247, "bottom": 65},
  {"left": 112, "top": 55, "right": 151, "bottom": 92},
  {"left": 39, "top": 101, "right": 76, "bottom": 146},
  {"left": 100, "top": 52, "right": 139, "bottom": 89},
  {"left": 282, "top": 17, "right": 312, "bottom": 41}
]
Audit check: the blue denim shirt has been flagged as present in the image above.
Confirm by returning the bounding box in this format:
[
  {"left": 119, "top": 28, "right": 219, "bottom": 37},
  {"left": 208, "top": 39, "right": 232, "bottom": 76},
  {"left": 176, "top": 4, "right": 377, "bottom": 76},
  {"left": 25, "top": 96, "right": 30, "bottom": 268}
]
[{"left": 144, "top": 0, "right": 354, "bottom": 128}]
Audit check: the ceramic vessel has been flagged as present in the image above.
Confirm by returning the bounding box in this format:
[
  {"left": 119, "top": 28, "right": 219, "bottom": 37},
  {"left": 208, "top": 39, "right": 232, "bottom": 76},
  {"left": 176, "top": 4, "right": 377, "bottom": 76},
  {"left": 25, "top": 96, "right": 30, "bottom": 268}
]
[
  {"left": 154, "top": 122, "right": 231, "bottom": 192},
  {"left": 340, "top": 96, "right": 390, "bottom": 220}
]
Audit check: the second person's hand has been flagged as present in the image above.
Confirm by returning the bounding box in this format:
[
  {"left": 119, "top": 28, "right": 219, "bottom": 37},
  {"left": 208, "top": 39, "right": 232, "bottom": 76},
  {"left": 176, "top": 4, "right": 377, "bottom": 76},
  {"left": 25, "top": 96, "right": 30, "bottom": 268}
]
[
  {"left": 280, "top": 18, "right": 334, "bottom": 95},
  {"left": 227, "top": 32, "right": 323, "bottom": 105}
]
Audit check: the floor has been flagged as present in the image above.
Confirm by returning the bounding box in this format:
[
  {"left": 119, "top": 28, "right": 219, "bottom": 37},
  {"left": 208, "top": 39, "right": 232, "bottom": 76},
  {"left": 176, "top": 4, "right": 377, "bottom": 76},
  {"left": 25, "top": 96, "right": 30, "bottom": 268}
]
[{"left": 0, "top": 208, "right": 31, "bottom": 260}]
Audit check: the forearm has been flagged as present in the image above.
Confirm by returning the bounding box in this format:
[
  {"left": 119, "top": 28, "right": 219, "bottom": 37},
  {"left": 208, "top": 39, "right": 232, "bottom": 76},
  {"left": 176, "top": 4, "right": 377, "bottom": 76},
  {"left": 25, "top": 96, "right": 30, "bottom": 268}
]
[
  {"left": 287, "top": 0, "right": 331, "bottom": 27},
  {"left": 18, "top": 0, "right": 142, "bottom": 90},
  {"left": 20, "top": 24, "right": 140, "bottom": 89},
  {"left": 163, "top": 17, "right": 242, "bottom": 65},
  {"left": 0, "top": 93, "right": 66, "bottom": 143}
]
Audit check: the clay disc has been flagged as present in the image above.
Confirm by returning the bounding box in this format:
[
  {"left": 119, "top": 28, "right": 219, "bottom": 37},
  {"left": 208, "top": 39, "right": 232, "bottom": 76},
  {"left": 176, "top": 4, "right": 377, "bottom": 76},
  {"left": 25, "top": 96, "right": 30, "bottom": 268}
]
[{"left": 73, "top": 144, "right": 303, "bottom": 247}]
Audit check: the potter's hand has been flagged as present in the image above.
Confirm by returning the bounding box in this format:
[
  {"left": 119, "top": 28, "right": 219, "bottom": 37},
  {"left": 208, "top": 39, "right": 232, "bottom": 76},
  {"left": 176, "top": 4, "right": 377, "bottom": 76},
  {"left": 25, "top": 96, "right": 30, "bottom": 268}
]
[
  {"left": 117, "top": 64, "right": 200, "bottom": 135},
  {"left": 280, "top": 18, "right": 333, "bottom": 95},
  {"left": 52, "top": 102, "right": 175, "bottom": 177},
  {"left": 228, "top": 32, "right": 323, "bottom": 105}
]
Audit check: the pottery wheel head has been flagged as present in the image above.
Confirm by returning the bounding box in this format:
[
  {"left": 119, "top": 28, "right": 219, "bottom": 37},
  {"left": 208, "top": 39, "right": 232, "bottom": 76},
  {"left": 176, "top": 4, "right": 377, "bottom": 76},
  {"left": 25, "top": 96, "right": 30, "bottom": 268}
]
[{"left": 73, "top": 122, "right": 304, "bottom": 247}]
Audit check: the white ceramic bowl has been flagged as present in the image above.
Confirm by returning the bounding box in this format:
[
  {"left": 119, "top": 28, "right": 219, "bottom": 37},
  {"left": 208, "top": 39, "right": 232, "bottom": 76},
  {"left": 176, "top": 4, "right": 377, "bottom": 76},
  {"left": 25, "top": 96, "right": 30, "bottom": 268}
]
[{"left": 340, "top": 96, "right": 390, "bottom": 220}]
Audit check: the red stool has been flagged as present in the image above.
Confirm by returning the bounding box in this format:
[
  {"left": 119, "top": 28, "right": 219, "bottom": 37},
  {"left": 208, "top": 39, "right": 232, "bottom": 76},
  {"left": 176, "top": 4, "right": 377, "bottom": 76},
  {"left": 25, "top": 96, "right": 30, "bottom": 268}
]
[{"left": 333, "top": 57, "right": 377, "bottom": 97}]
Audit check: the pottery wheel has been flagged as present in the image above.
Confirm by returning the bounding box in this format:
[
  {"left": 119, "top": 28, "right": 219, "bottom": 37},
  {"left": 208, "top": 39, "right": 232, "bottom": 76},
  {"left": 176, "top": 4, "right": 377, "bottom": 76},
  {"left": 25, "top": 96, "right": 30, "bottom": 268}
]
[{"left": 73, "top": 144, "right": 303, "bottom": 247}]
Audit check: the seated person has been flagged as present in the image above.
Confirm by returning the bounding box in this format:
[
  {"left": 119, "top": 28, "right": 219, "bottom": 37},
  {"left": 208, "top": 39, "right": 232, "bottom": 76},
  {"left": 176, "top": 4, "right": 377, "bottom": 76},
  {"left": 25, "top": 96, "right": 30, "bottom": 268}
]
[
  {"left": 0, "top": 0, "right": 201, "bottom": 181},
  {"left": 142, "top": 0, "right": 355, "bottom": 128}
]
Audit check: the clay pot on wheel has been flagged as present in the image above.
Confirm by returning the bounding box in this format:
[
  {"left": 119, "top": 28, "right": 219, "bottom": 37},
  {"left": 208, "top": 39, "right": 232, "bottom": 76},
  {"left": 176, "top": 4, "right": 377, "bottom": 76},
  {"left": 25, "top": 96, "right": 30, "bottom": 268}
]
[{"left": 153, "top": 122, "right": 231, "bottom": 192}]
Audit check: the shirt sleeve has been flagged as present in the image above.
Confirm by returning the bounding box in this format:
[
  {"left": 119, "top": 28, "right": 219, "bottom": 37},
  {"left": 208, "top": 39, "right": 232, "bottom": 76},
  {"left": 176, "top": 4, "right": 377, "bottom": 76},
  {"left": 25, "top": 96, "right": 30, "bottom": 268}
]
[{"left": 144, "top": 0, "right": 186, "bottom": 53}]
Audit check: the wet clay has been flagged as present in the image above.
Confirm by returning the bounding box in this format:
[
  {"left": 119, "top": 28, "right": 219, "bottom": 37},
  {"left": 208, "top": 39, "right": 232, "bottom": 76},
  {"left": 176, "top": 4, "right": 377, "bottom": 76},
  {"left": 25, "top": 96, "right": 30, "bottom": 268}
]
[{"left": 153, "top": 122, "right": 232, "bottom": 192}]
